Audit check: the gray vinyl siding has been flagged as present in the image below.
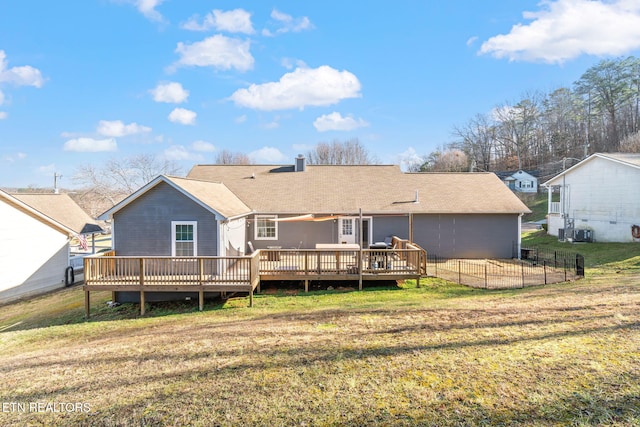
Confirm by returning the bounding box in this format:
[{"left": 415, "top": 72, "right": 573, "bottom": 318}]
[
  {"left": 113, "top": 181, "right": 218, "bottom": 256},
  {"left": 371, "top": 215, "right": 409, "bottom": 243},
  {"left": 248, "top": 214, "right": 413, "bottom": 250},
  {"left": 248, "top": 215, "right": 334, "bottom": 250},
  {"left": 412, "top": 214, "right": 519, "bottom": 258}
]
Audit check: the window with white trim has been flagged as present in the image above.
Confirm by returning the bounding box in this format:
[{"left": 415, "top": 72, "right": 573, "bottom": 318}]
[
  {"left": 172, "top": 221, "right": 197, "bottom": 256},
  {"left": 255, "top": 215, "right": 277, "bottom": 240}
]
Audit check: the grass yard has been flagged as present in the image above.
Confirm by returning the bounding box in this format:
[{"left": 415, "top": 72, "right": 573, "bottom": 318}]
[{"left": 0, "top": 233, "right": 638, "bottom": 426}]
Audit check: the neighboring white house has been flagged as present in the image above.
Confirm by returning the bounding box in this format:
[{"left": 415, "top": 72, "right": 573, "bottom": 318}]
[
  {"left": 498, "top": 170, "right": 539, "bottom": 193},
  {"left": 543, "top": 153, "right": 640, "bottom": 242},
  {"left": 0, "top": 191, "right": 102, "bottom": 303}
]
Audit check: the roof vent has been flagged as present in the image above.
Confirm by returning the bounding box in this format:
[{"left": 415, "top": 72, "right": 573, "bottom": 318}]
[{"left": 295, "top": 154, "right": 306, "bottom": 172}]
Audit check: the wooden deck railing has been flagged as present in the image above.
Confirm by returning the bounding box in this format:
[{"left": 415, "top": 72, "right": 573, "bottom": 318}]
[
  {"left": 83, "top": 240, "right": 426, "bottom": 316},
  {"left": 85, "top": 246, "right": 425, "bottom": 286},
  {"left": 84, "top": 253, "right": 259, "bottom": 286},
  {"left": 258, "top": 247, "right": 424, "bottom": 277}
]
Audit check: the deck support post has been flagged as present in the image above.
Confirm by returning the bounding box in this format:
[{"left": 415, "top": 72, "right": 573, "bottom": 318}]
[
  {"left": 249, "top": 288, "right": 254, "bottom": 307},
  {"left": 140, "top": 291, "right": 146, "bottom": 315},
  {"left": 84, "top": 290, "right": 90, "bottom": 319},
  {"left": 304, "top": 279, "right": 309, "bottom": 292},
  {"left": 199, "top": 289, "right": 204, "bottom": 311}
]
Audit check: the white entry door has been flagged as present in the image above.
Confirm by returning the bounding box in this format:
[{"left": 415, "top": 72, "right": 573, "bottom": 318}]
[{"left": 338, "top": 217, "right": 356, "bottom": 244}]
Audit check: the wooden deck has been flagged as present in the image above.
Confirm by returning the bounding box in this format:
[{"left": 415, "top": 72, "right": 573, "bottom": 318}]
[{"left": 83, "top": 243, "right": 426, "bottom": 317}]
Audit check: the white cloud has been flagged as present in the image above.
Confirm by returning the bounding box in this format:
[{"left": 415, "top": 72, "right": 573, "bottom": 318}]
[
  {"left": 172, "top": 35, "right": 254, "bottom": 72},
  {"left": 123, "top": 0, "right": 165, "bottom": 22},
  {"left": 262, "top": 9, "right": 313, "bottom": 36},
  {"left": 163, "top": 145, "right": 204, "bottom": 161},
  {"left": 479, "top": 0, "right": 640, "bottom": 63},
  {"left": 2, "top": 152, "right": 25, "bottom": 162},
  {"left": 313, "top": 112, "right": 369, "bottom": 132},
  {"left": 230, "top": 66, "right": 361, "bottom": 111},
  {"left": 192, "top": 140, "right": 216, "bottom": 152},
  {"left": 0, "top": 50, "right": 44, "bottom": 88},
  {"left": 235, "top": 114, "right": 247, "bottom": 124},
  {"left": 97, "top": 120, "right": 151, "bottom": 137},
  {"left": 491, "top": 105, "right": 516, "bottom": 122},
  {"left": 182, "top": 8, "right": 254, "bottom": 34},
  {"left": 263, "top": 120, "right": 279, "bottom": 129},
  {"left": 64, "top": 137, "right": 117, "bottom": 152},
  {"left": 281, "top": 57, "right": 307, "bottom": 70},
  {"left": 0, "top": 111, "right": 6, "bottom": 120},
  {"left": 0, "top": 90, "right": 4, "bottom": 105},
  {"left": 168, "top": 108, "right": 197, "bottom": 125},
  {"left": 396, "top": 147, "right": 424, "bottom": 171},
  {"left": 150, "top": 82, "right": 189, "bottom": 103},
  {"left": 249, "top": 146, "right": 287, "bottom": 163}
]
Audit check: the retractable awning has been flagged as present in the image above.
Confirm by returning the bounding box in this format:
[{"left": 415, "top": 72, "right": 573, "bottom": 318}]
[{"left": 267, "top": 214, "right": 339, "bottom": 222}]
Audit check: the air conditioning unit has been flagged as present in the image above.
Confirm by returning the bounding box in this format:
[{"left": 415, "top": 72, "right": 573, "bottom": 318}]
[{"left": 573, "top": 229, "right": 593, "bottom": 243}]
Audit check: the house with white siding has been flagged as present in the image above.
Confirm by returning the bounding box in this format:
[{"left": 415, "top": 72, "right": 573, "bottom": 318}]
[
  {"left": 497, "top": 170, "right": 539, "bottom": 193},
  {"left": 0, "top": 191, "right": 102, "bottom": 303},
  {"left": 543, "top": 153, "right": 640, "bottom": 242}
]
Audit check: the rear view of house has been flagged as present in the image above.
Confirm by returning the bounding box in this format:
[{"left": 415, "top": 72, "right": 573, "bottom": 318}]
[{"left": 100, "top": 158, "right": 530, "bottom": 261}]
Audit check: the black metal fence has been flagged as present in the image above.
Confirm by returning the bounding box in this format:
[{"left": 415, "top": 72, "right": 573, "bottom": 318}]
[{"left": 425, "top": 247, "right": 584, "bottom": 289}]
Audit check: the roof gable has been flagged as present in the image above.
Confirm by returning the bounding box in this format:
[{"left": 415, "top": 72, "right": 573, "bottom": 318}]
[
  {"left": 0, "top": 190, "right": 75, "bottom": 236},
  {"left": 11, "top": 193, "right": 102, "bottom": 234},
  {"left": 544, "top": 152, "right": 640, "bottom": 186},
  {"left": 99, "top": 175, "right": 252, "bottom": 220}
]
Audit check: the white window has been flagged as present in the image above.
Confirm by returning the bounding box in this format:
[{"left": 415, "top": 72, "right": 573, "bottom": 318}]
[
  {"left": 172, "top": 221, "right": 197, "bottom": 256},
  {"left": 342, "top": 219, "right": 353, "bottom": 236},
  {"left": 255, "top": 215, "right": 277, "bottom": 240}
]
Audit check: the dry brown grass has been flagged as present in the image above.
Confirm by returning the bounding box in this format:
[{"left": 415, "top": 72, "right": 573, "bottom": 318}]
[{"left": 0, "top": 273, "right": 638, "bottom": 426}]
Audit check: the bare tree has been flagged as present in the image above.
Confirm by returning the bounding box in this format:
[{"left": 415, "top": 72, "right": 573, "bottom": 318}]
[
  {"left": 452, "top": 113, "right": 496, "bottom": 172},
  {"left": 306, "top": 138, "right": 377, "bottom": 165},
  {"left": 73, "top": 154, "right": 182, "bottom": 213},
  {"left": 620, "top": 131, "right": 640, "bottom": 152},
  {"left": 215, "top": 150, "right": 252, "bottom": 165},
  {"left": 420, "top": 148, "right": 469, "bottom": 172}
]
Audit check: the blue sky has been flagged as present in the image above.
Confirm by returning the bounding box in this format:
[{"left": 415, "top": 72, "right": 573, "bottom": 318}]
[{"left": 3, "top": 0, "right": 640, "bottom": 189}]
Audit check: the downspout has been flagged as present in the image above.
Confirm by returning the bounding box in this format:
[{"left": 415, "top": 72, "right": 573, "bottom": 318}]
[
  {"left": 409, "top": 213, "right": 414, "bottom": 243},
  {"left": 517, "top": 213, "right": 523, "bottom": 259},
  {"left": 358, "top": 208, "right": 363, "bottom": 291},
  {"left": 217, "top": 218, "right": 225, "bottom": 257}
]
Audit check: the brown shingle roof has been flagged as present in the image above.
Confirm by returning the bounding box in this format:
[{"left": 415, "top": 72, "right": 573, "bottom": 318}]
[
  {"left": 11, "top": 193, "right": 102, "bottom": 234},
  {"left": 187, "top": 164, "right": 530, "bottom": 214},
  {"left": 99, "top": 175, "right": 252, "bottom": 220},
  {"left": 164, "top": 176, "right": 252, "bottom": 218}
]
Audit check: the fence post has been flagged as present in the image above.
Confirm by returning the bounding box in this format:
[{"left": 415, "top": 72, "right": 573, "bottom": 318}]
[
  {"left": 564, "top": 259, "right": 567, "bottom": 281},
  {"left": 434, "top": 256, "right": 437, "bottom": 277},
  {"left": 543, "top": 260, "right": 547, "bottom": 285},
  {"left": 458, "top": 260, "right": 461, "bottom": 284},
  {"left": 521, "top": 261, "right": 525, "bottom": 288},
  {"left": 484, "top": 264, "right": 487, "bottom": 289}
]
